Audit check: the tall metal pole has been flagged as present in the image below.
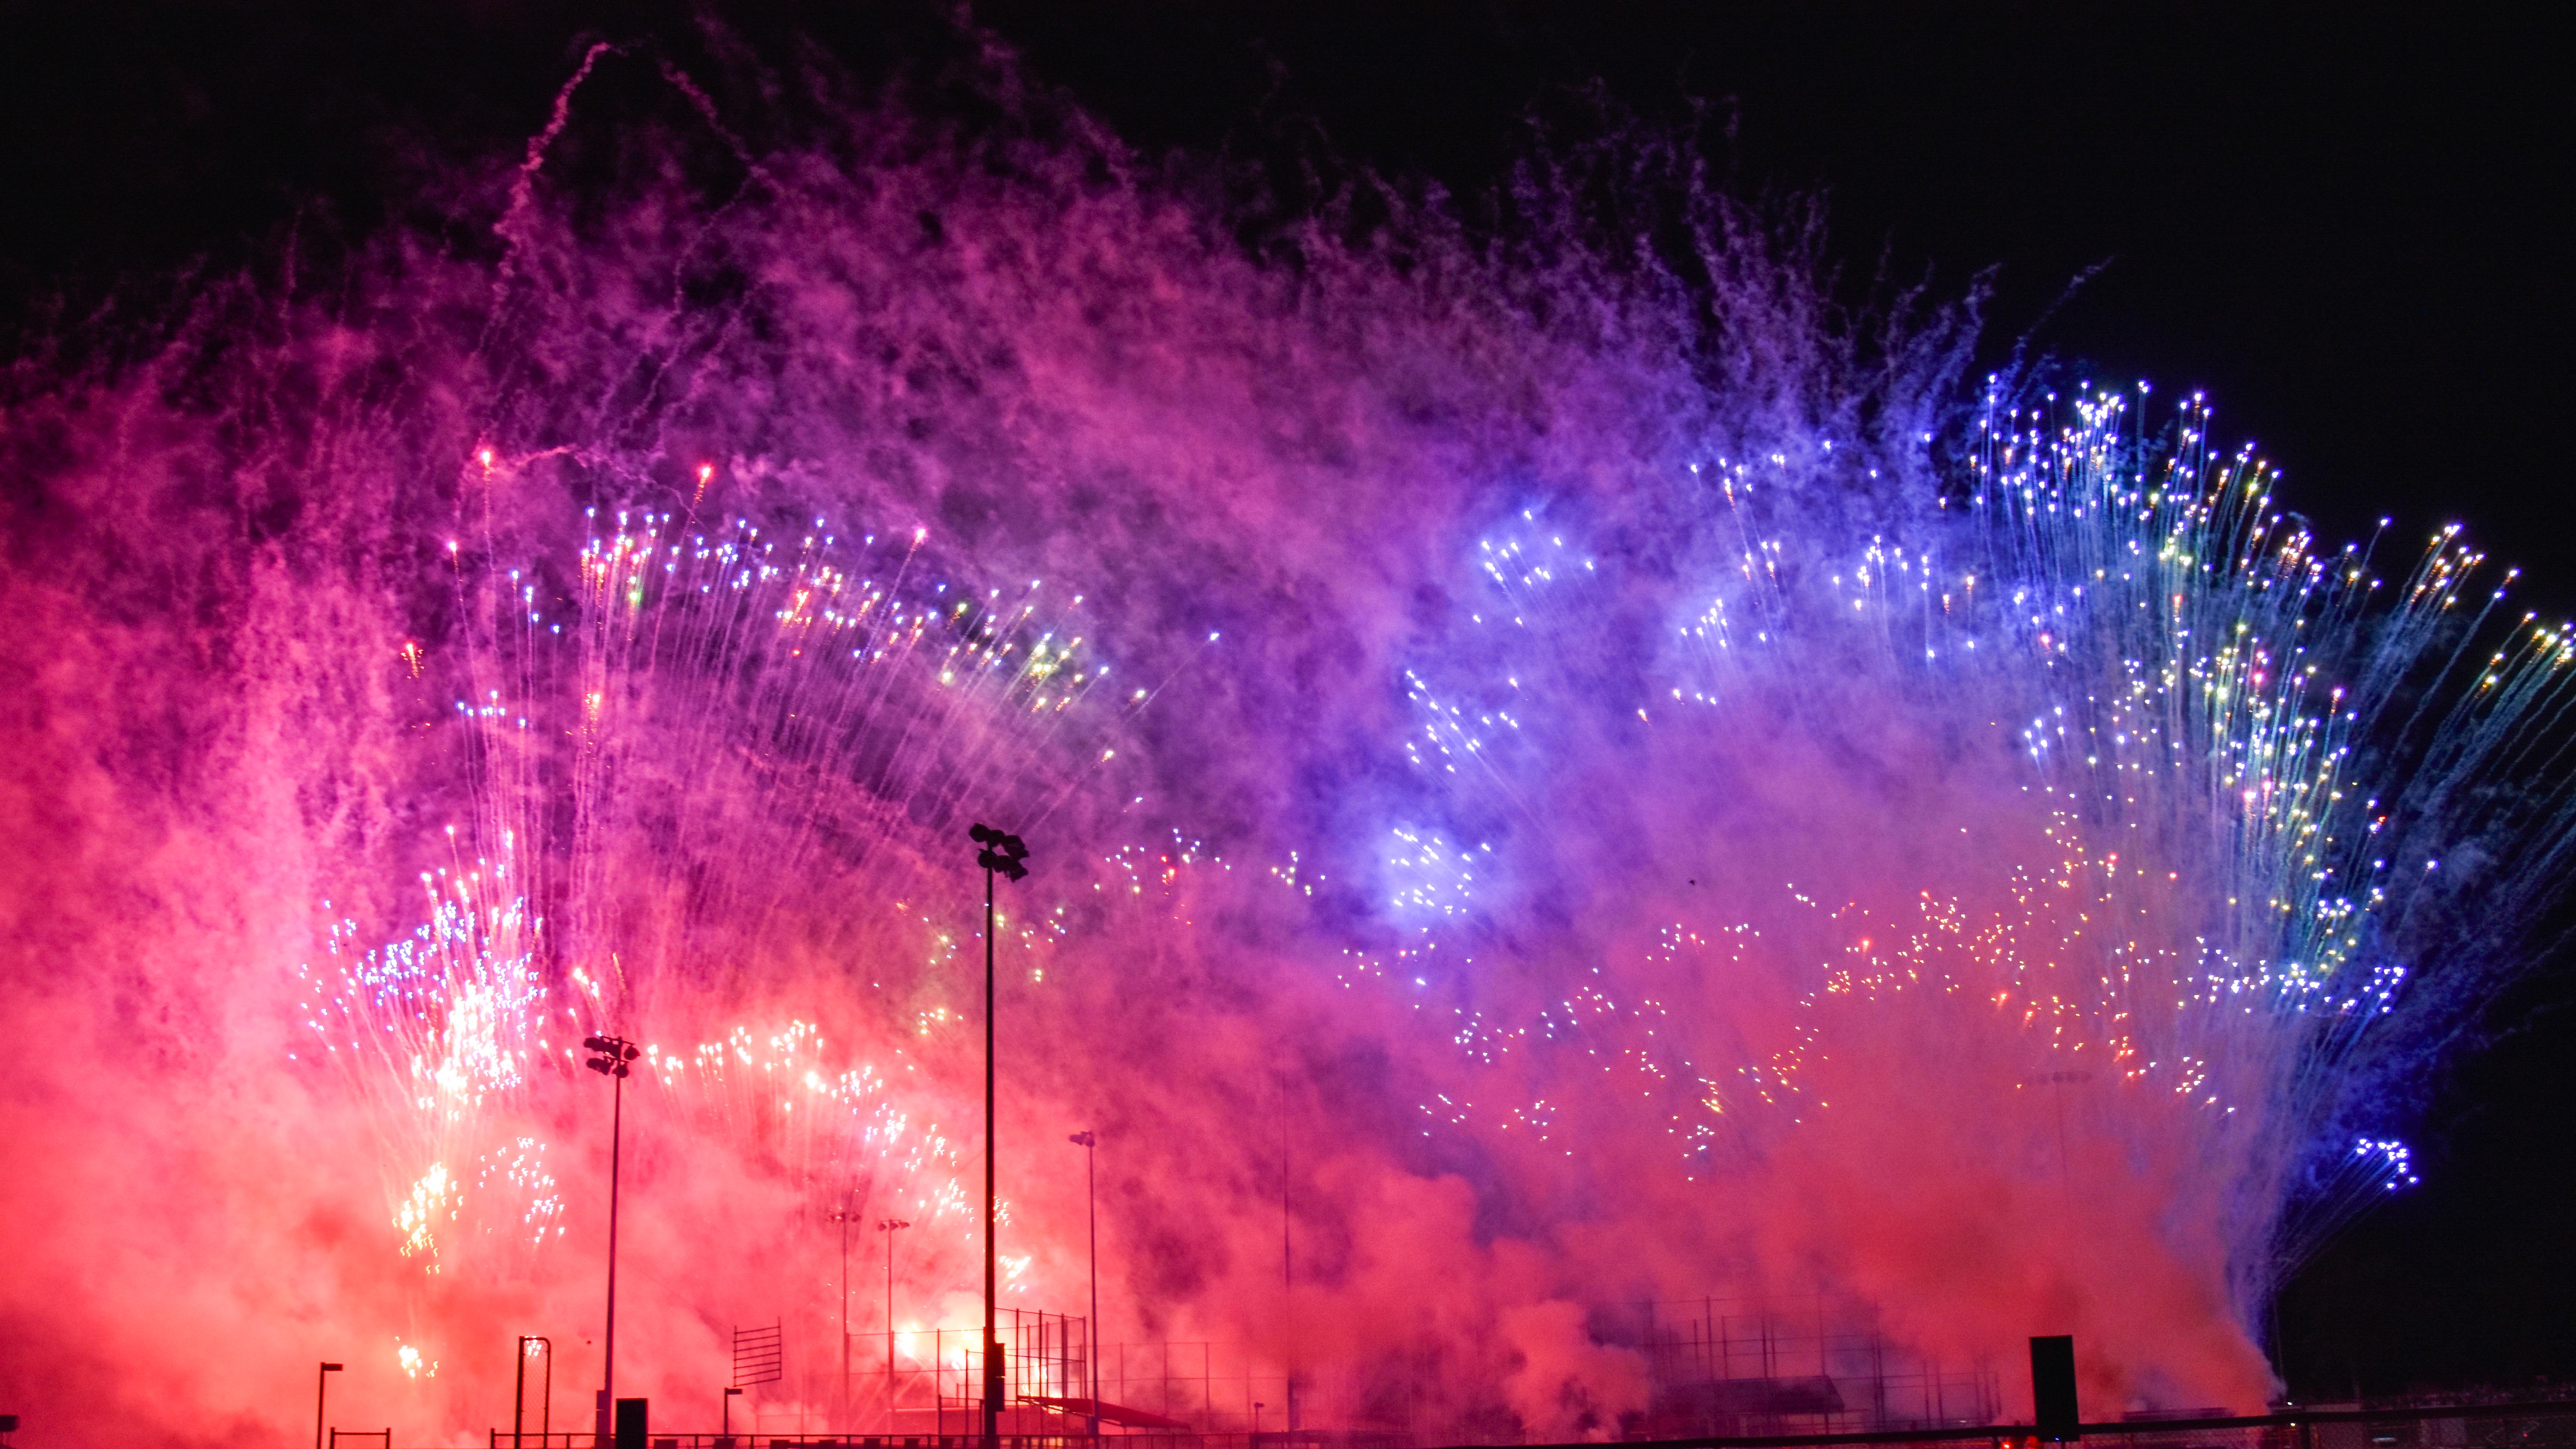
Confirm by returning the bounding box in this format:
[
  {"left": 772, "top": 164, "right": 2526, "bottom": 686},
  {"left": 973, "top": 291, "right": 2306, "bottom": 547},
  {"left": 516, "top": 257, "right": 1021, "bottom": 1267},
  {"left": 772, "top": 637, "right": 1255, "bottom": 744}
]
[
  {"left": 583, "top": 1033, "right": 638, "bottom": 1440},
  {"left": 873, "top": 1218, "right": 911, "bottom": 1428},
  {"left": 984, "top": 859, "right": 999, "bottom": 1449},
  {"left": 888, "top": 1224, "right": 897, "bottom": 1423},
  {"left": 1282, "top": 1086, "right": 1296, "bottom": 1434},
  {"left": 1085, "top": 1134, "right": 1100, "bottom": 1439},
  {"left": 841, "top": 1201, "right": 853, "bottom": 1420},
  {"left": 1068, "top": 1131, "right": 1100, "bottom": 1436},
  {"left": 604, "top": 1068, "right": 624, "bottom": 1424},
  {"left": 967, "top": 824, "right": 1026, "bottom": 1449}
]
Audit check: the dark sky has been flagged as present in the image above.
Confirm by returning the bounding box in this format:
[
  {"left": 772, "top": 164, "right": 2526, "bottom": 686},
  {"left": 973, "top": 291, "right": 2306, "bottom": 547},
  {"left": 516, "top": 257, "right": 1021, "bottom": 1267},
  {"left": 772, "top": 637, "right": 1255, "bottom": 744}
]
[{"left": 3, "top": 2, "right": 2568, "bottom": 1399}]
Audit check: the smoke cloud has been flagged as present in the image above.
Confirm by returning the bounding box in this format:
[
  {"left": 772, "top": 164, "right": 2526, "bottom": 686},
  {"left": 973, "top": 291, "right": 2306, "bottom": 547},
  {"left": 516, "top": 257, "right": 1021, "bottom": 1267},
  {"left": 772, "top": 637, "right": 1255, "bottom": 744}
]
[{"left": 2, "top": 33, "right": 2563, "bottom": 1446}]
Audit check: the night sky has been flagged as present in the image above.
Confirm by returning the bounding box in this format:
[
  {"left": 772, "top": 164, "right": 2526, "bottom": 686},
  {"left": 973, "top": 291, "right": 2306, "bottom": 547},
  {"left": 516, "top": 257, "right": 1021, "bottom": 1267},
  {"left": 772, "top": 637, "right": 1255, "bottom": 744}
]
[{"left": 4, "top": 2, "right": 2567, "bottom": 1400}]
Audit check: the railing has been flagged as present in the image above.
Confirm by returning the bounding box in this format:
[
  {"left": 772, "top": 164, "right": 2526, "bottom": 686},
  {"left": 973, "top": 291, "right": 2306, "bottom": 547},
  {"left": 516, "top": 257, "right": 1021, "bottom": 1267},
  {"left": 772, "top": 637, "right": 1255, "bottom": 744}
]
[
  {"left": 489, "top": 1437, "right": 1379, "bottom": 1449},
  {"left": 780, "top": 1333, "right": 1289, "bottom": 1439},
  {"left": 1518, "top": 1399, "right": 2576, "bottom": 1449},
  {"left": 485, "top": 1398, "right": 2576, "bottom": 1449},
  {"left": 1617, "top": 1297, "right": 2000, "bottom": 1437}
]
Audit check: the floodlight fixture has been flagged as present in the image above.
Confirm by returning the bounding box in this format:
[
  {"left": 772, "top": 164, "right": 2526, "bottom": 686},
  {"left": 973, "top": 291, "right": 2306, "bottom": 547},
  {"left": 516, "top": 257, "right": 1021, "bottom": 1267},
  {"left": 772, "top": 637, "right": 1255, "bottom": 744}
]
[
  {"left": 584, "top": 1035, "right": 639, "bottom": 1078},
  {"left": 972, "top": 822, "right": 1030, "bottom": 881}
]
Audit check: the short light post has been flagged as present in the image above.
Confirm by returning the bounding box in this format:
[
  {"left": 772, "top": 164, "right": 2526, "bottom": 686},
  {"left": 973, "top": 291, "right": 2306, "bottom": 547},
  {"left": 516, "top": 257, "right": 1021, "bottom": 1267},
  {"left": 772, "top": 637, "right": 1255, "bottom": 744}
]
[
  {"left": 723, "top": 1386, "right": 744, "bottom": 1440},
  {"left": 584, "top": 1033, "right": 641, "bottom": 1436},
  {"left": 878, "top": 1218, "right": 912, "bottom": 1429},
  {"left": 1254, "top": 1402, "right": 1267, "bottom": 1441},
  {"left": 315, "top": 1362, "right": 343, "bottom": 1449},
  {"left": 1067, "top": 1131, "right": 1100, "bottom": 1439},
  {"left": 969, "top": 823, "right": 1029, "bottom": 1449},
  {"left": 514, "top": 1336, "right": 553, "bottom": 1448}
]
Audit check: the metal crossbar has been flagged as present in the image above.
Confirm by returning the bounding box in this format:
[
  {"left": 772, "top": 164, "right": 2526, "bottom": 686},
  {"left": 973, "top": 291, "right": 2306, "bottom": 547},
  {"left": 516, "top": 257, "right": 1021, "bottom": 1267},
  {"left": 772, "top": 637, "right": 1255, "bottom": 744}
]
[{"left": 734, "top": 1321, "right": 785, "bottom": 1387}]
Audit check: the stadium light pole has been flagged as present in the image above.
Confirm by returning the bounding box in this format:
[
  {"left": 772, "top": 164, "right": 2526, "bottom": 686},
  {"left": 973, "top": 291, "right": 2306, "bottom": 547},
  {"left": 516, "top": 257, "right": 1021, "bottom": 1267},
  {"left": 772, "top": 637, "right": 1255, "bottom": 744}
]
[
  {"left": 584, "top": 1032, "right": 641, "bottom": 1438},
  {"left": 315, "top": 1362, "right": 343, "bottom": 1449},
  {"left": 879, "top": 1217, "right": 911, "bottom": 1428},
  {"left": 969, "top": 823, "right": 1029, "bottom": 1449},
  {"left": 1067, "top": 1130, "right": 1100, "bottom": 1439},
  {"left": 829, "top": 1197, "right": 857, "bottom": 1421}
]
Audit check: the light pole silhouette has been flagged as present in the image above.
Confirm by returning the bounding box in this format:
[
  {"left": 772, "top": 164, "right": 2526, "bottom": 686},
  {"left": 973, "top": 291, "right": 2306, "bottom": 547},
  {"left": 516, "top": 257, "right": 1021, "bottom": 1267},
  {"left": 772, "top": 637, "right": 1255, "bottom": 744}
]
[
  {"left": 878, "top": 1217, "right": 911, "bottom": 1427},
  {"left": 315, "top": 1361, "right": 342, "bottom": 1449},
  {"left": 1067, "top": 1130, "right": 1100, "bottom": 1438},
  {"left": 970, "top": 823, "right": 1029, "bottom": 1449},
  {"left": 584, "top": 1032, "right": 641, "bottom": 1436},
  {"left": 830, "top": 1196, "right": 858, "bottom": 1419}
]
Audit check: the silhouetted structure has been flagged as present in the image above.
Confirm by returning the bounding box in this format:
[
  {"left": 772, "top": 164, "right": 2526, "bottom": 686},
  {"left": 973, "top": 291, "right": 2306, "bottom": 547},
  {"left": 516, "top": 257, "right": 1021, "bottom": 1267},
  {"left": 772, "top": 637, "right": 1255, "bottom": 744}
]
[{"left": 1604, "top": 1298, "right": 2002, "bottom": 1440}]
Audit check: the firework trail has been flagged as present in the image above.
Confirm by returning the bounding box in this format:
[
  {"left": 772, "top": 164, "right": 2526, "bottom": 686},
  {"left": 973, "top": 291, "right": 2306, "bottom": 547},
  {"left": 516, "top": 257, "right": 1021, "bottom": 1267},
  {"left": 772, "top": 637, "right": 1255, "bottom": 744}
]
[{"left": 0, "top": 36, "right": 2567, "bottom": 1445}]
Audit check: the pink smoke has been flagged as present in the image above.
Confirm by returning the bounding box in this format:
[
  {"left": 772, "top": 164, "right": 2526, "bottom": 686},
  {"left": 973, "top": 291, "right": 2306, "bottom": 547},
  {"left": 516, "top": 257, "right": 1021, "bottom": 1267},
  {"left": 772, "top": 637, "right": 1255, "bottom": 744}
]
[{"left": 0, "top": 36, "right": 2377, "bottom": 1446}]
